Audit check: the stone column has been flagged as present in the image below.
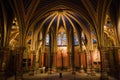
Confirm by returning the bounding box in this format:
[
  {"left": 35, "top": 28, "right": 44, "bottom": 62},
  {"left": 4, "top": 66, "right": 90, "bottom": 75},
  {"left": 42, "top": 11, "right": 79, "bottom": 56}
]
[
  {"left": 40, "top": 53, "right": 45, "bottom": 73},
  {"left": 78, "top": 52, "right": 81, "bottom": 69},
  {"left": 39, "top": 52, "right": 45, "bottom": 73},
  {"left": 100, "top": 48, "right": 108, "bottom": 80},
  {"left": 39, "top": 53, "right": 42, "bottom": 68},
  {"left": 15, "top": 47, "right": 25, "bottom": 80},
  {"left": 35, "top": 50, "right": 40, "bottom": 70},
  {"left": 48, "top": 29, "right": 52, "bottom": 74},
  {"left": 52, "top": 53, "right": 57, "bottom": 72},
  {"left": 85, "top": 51, "right": 91, "bottom": 75},
  {"left": 24, "top": 49, "right": 30, "bottom": 72},
  {"left": 41, "top": 53, "right": 44, "bottom": 67},
  {"left": 32, "top": 51, "right": 36, "bottom": 73},
  {"left": 30, "top": 51, "right": 33, "bottom": 70},
  {"left": 29, "top": 50, "right": 36, "bottom": 75},
  {"left": 38, "top": 52, "right": 41, "bottom": 67},
  {"left": 48, "top": 53, "right": 53, "bottom": 74},
  {"left": 89, "top": 50, "right": 96, "bottom": 76},
  {"left": 67, "top": 53, "right": 72, "bottom": 71},
  {"left": 47, "top": 53, "right": 50, "bottom": 73},
  {"left": 0, "top": 47, "right": 10, "bottom": 80},
  {"left": 79, "top": 52, "right": 85, "bottom": 73}
]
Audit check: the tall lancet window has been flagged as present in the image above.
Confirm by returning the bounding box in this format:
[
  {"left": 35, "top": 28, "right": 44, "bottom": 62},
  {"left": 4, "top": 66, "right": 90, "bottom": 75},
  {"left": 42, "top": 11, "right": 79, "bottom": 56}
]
[
  {"left": 74, "top": 33, "right": 79, "bottom": 45},
  {"left": 58, "top": 33, "right": 62, "bottom": 45},
  {"left": 91, "top": 30, "right": 97, "bottom": 44},
  {"left": 57, "top": 32, "right": 67, "bottom": 46},
  {"left": 46, "top": 34, "right": 49, "bottom": 45}
]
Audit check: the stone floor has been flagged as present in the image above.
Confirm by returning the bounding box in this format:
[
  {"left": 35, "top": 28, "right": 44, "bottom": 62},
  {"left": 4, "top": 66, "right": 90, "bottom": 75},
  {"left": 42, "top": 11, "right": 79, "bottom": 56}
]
[{"left": 8, "top": 71, "right": 117, "bottom": 80}]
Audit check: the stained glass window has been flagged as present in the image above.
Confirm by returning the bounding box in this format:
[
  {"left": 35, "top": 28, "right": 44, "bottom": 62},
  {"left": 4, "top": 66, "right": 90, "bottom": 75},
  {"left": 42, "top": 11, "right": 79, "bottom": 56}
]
[
  {"left": 81, "top": 32, "right": 85, "bottom": 39},
  {"left": 92, "top": 39, "right": 96, "bottom": 43},
  {"left": 57, "top": 32, "right": 67, "bottom": 46},
  {"left": 46, "top": 34, "right": 49, "bottom": 45},
  {"left": 91, "top": 30, "right": 97, "bottom": 44},
  {"left": 74, "top": 33, "right": 79, "bottom": 45},
  {"left": 57, "top": 34, "right": 62, "bottom": 45},
  {"left": 62, "top": 34, "right": 67, "bottom": 45}
]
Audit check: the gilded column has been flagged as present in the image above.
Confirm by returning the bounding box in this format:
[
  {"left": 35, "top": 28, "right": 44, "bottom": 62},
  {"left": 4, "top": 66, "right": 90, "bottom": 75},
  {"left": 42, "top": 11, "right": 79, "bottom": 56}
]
[
  {"left": 52, "top": 29, "right": 57, "bottom": 72},
  {"left": 71, "top": 28, "right": 75, "bottom": 74},
  {"left": 48, "top": 30, "right": 53, "bottom": 74}
]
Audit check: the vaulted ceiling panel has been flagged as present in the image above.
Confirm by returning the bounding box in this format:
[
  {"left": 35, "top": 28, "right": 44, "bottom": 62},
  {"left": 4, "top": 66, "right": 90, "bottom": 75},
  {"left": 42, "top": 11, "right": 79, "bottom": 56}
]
[
  {"left": 22, "top": 0, "right": 32, "bottom": 12},
  {"left": 90, "top": 0, "right": 98, "bottom": 11}
]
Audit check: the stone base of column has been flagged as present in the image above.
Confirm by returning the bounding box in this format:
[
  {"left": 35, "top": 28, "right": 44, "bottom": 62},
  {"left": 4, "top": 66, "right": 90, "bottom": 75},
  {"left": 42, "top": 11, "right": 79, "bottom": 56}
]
[
  {"left": 52, "top": 67, "right": 57, "bottom": 73},
  {"left": 72, "top": 68, "right": 76, "bottom": 75},
  {"left": 0, "top": 71, "right": 6, "bottom": 80},
  {"left": 86, "top": 68, "right": 91, "bottom": 75},
  {"left": 79, "top": 68, "right": 85, "bottom": 73},
  {"left": 42, "top": 67, "right": 46, "bottom": 73},
  {"left": 47, "top": 68, "right": 52, "bottom": 74},
  {"left": 79, "top": 65, "right": 85, "bottom": 73},
  {"left": 29, "top": 69, "right": 34, "bottom": 76},
  {"left": 101, "top": 72, "right": 108, "bottom": 80},
  {"left": 35, "top": 62, "right": 39, "bottom": 70},
  {"left": 79, "top": 68, "right": 86, "bottom": 76},
  {"left": 91, "top": 68, "right": 96, "bottom": 76},
  {"left": 67, "top": 67, "right": 72, "bottom": 72}
]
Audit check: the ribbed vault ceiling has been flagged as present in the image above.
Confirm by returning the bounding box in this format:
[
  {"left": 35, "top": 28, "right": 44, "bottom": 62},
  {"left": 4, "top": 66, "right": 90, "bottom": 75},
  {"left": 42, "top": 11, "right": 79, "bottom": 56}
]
[
  {"left": 1, "top": 0, "right": 117, "bottom": 47},
  {"left": 35, "top": 9, "right": 90, "bottom": 35}
]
